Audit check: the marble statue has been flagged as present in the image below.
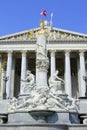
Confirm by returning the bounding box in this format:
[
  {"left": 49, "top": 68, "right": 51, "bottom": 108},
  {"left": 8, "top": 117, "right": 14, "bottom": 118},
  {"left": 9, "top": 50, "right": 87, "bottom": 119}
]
[
  {"left": 48, "top": 70, "right": 64, "bottom": 94},
  {"left": 36, "top": 33, "right": 47, "bottom": 59},
  {"left": 16, "top": 96, "right": 35, "bottom": 110},
  {"left": 36, "top": 44, "right": 47, "bottom": 59},
  {"left": 8, "top": 67, "right": 79, "bottom": 112},
  {"left": 21, "top": 70, "right": 35, "bottom": 94},
  {"left": 8, "top": 97, "right": 18, "bottom": 111},
  {"left": 8, "top": 72, "right": 80, "bottom": 112},
  {"left": 66, "top": 98, "right": 80, "bottom": 111},
  {"left": 46, "top": 91, "right": 68, "bottom": 111}
]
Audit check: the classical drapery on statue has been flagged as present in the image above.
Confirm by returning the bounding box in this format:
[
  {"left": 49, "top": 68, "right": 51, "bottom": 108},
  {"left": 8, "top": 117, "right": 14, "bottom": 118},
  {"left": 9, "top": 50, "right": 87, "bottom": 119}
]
[{"left": 20, "top": 70, "right": 35, "bottom": 94}]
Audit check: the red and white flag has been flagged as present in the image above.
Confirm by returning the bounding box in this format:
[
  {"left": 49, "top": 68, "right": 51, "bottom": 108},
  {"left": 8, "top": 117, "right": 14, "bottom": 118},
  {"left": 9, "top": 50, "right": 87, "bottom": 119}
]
[{"left": 40, "top": 10, "right": 47, "bottom": 16}]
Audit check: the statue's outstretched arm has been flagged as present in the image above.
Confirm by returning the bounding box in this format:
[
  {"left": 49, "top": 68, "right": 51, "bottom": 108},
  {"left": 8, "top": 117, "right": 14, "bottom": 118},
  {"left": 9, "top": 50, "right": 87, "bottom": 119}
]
[{"left": 56, "top": 76, "right": 64, "bottom": 82}]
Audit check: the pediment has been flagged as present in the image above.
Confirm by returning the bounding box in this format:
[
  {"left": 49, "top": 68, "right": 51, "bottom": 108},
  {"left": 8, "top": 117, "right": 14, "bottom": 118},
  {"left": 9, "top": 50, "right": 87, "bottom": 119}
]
[{"left": 0, "top": 27, "right": 87, "bottom": 41}]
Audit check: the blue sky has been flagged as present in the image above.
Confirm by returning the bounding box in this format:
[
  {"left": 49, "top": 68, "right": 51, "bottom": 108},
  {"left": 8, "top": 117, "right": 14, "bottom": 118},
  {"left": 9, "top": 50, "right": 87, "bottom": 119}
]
[{"left": 0, "top": 0, "right": 87, "bottom": 36}]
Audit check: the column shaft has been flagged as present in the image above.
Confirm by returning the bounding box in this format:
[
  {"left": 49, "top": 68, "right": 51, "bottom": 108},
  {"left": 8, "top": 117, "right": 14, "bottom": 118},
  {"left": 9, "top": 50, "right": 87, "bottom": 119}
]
[
  {"left": 0, "top": 55, "right": 2, "bottom": 98},
  {"left": 11, "top": 58, "right": 15, "bottom": 98},
  {"left": 79, "top": 51, "right": 86, "bottom": 97},
  {"left": 1, "top": 59, "right": 6, "bottom": 99},
  {"left": 6, "top": 52, "right": 12, "bottom": 98},
  {"left": 21, "top": 51, "right": 27, "bottom": 80},
  {"left": 65, "top": 51, "right": 72, "bottom": 97},
  {"left": 50, "top": 51, "right": 56, "bottom": 75},
  {"left": 77, "top": 58, "right": 80, "bottom": 97}
]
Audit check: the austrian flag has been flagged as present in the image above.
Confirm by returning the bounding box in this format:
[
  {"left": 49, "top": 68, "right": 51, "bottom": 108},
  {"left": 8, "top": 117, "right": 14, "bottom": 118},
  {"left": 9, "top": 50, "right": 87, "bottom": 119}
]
[{"left": 40, "top": 10, "right": 47, "bottom": 16}]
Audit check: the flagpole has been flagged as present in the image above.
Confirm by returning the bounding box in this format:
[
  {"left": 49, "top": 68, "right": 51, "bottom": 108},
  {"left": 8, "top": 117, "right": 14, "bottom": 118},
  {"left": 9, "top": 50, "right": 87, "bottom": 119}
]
[
  {"left": 50, "top": 13, "right": 53, "bottom": 28},
  {"left": 47, "top": 13, "right": 53, "bottom": 46}
]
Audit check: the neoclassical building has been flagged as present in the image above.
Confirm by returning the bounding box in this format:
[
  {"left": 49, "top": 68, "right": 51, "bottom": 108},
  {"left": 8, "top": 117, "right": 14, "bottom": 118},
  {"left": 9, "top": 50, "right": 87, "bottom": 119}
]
[{"left": 0, "top": 26, "right": 87, "bottom": 100}]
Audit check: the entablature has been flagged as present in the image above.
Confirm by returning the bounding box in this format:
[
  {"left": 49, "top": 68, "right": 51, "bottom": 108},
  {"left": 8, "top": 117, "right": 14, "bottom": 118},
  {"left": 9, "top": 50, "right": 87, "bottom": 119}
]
[{"left": 0, "top": 41, "right": 87, "bottom": 52}]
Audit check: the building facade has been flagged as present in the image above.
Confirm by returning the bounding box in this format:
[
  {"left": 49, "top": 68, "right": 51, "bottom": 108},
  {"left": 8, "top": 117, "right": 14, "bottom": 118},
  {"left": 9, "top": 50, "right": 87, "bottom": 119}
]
[{"left": 0, "top": 27, "right": 87, "bottom": 100}]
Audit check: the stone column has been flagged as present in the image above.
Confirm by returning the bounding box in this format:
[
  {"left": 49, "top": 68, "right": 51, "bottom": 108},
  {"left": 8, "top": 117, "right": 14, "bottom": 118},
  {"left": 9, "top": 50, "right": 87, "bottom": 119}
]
[
  {"left": 20, "top": 51, "right": 27, "bottom": 95},
  {"left": 1, "top": 59, "right": 7, "bottom": 99},
  {"left": 50, "top": 50, "right": 56, "bottom": 75},
  {"left": 21, "top": 51, "right": 27, "bottom": 80},
  {"left": 77, "top": 58, "right": 80, "bottom": 97},
  {"left": 6, "top": 51, "right": 13, "bottom": 99},
  {"left": 65, "top": 51, "right": 72, "bottom": 97},
  {"left": 79, "top": 51, "right": 86, "bottom": 97},
  {"left": 36, "top": 34, "right": 49, "bottom": 90},
  {"left": 0, "top": 55, "right": 2, "bottom": 98},
  {"left": 11, "top": 58, "right": 15, "bottom": 98}
]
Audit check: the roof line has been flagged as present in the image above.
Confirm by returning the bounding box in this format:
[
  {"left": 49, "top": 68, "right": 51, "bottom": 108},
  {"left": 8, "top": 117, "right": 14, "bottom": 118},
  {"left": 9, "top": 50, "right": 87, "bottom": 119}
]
[
  {"left": 53, "top": 27, "right": 87, "bottom": 37},
  {"left": 0, "top": 27, "right": 40, "bottom": 39},
  {"left": 0, "top": 27, "right": 87, "bottom": 40}
]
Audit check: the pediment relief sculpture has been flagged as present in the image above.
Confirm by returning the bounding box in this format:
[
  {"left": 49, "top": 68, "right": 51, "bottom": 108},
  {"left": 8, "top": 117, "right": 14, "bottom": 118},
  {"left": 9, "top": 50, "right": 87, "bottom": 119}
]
[{"left": 0, "top": 28, "right": 87, "bottom": 41}]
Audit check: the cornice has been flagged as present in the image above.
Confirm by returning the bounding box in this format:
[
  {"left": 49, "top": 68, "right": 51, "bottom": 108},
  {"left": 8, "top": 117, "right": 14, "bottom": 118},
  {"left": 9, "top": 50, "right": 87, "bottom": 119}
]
[
  {"left": 0, "top": 40, "right": 36, "bottom": 45},
  {"left": 53, "top": 27, "right": 87, "bottom": 37},
  {"left": 0, "top": 39, "right": 87, "bottom": 45}
]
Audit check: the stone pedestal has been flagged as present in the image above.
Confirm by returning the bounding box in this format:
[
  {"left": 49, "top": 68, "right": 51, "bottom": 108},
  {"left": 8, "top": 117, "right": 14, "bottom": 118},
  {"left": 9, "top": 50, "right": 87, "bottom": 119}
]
[
  {"left": 8, "top": 110, "right": 79, "bottom": 124},
  {"left": 5, "top": 110, "right": 80, "bottom": 130}
]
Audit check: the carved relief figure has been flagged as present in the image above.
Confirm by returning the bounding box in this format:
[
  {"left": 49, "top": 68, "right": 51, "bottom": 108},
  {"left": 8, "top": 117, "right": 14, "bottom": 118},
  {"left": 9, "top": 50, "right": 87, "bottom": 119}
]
[
  {"left": 8, "top": 97, "right": 18, "bottom": 111},
  {"left": 36, "top": 44, "right": 47, "bottom": 59},
  {"left": 36, "top": 34, "right": 47, "bottom": 59}
]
